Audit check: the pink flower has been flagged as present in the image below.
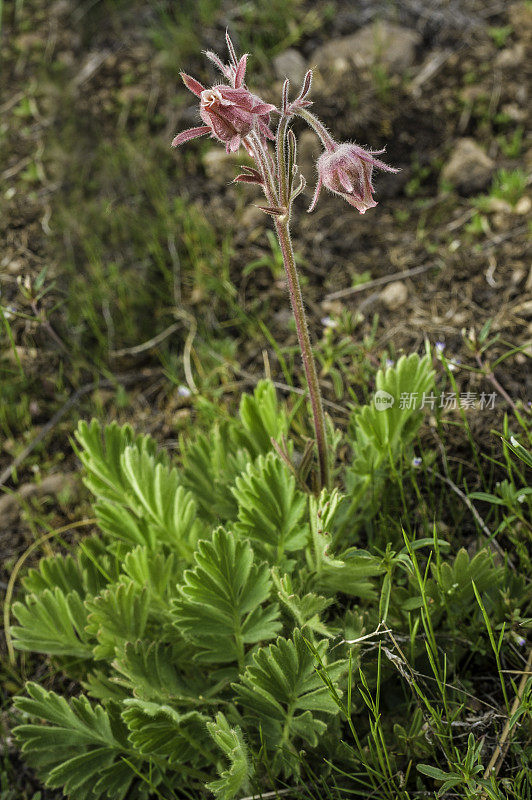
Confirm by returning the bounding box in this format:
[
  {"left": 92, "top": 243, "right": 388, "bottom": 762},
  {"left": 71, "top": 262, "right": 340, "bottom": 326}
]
[
  {"left": 172, "top": 46, "right": 276, "bottom": 153},
  {"left": 309, "top": 142, "right": 399, "bottom": 214}
]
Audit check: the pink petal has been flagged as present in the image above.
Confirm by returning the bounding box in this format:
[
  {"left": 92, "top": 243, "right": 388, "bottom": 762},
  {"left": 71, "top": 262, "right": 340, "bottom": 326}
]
[
  {"left": 338, "top": 168, "right": 354, "bottom": 193},
  {"left": 355, "top": 149, "right": 399, "bottom": 172},
  {"left": 228, "top": 135, "right": 241, "bottom": 152},
  {"left": 234, "top": 54, "right": 248, "bottom": 88},
  {"left": 203, "top": 50, "right": 231, "bottom": 80},
  {"left": 251, "top": 100, "right": 277, "bottom": 115},
  {"left": 299, "top": 70, "right": 312, "bottom": 100},
  {"left": 225, "top": 30, "right": 238, "bottom": 68},
  {"left": 233, "top": 174, "right": 263, "bottom": 185},
  {"left": 180, "top": 72, "right": 205, "bottom": 98},
  {"left": 345, "top": 194, "right": 377, "bottom": 213},
  {"left": 257, "top": 118, "right": 275, "bottom": 141},
  {"left": 172, "top": 126, "right": 211, "bottom": 147},
  {"left": 216, "top": 86, "right": 253, "bottom": 109}
]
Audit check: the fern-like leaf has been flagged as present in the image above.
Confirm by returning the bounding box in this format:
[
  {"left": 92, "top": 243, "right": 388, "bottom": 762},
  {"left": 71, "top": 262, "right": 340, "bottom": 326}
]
[
  {"left": 112, "top": 640, "right": 204, "bottom": 704},
  {"left": 75, "top": 419, "right": 161, "bottom": 507},
  {"left": 235, "top": 379, "right": 288, "bottom": 457},
  {"left": 11, "top": 588, "right": 93, "bottom": 659},
  {"left": 345, "top": 354, "right": 434, "bottom": 518},
  {"left": 233, "top": 452, "right": 308, "bottom": 561},
  {"left": 180, "top": 424, "right": 246, "bottom": 523},
  {"left": 121, "top": 546, "right": 181, "bottom": 604},
  {"left": 22, "top": 553, "right": 86, "bottom": 596},
  {"left": 13, "top": 684, "right": 136, "bottom": 800},
  {"left": 234, "top": 630, "right": 342, "bottom": 761},
  {"left": 86, "top": 581, "right": 150, "bottom": 660},
  {"left": 207, "top": 712, "right": 252, "bottom": 800},
  {"left": 172, "top": 528, "right": 281, "bottom": 666},
  {"left": 121, "top": 446, "right": 204, "bottom": 555},
  {"left": 122, "top": 700, "right": 211, "bottom": 765}
]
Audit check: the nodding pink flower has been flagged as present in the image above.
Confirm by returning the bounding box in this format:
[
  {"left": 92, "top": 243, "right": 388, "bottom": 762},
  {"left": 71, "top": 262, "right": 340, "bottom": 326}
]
[
  {"left": 172, "top": 48, "right": 276, "bottom": 153},
  {"left": 308, "top": 142, "right": 399, "bottom": 214}
]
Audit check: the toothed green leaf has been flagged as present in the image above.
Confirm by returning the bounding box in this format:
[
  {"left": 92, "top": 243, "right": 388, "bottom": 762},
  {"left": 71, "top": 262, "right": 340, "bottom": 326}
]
[
  {"left": 172, "top": 528, "right": 281, "bottom": 664},
  {"left": 207, "top": 713, "right": 252, "bottom": 800}
]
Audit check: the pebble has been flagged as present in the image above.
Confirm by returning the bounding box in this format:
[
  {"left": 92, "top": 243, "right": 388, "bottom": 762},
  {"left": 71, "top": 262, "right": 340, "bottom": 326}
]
[
  {"left": 273, "top": 49, "right": 307, "bottom": 86},
  {"left": 380, "top": 280, "right": 408, "bottom": 309},
  {"left": 311, "top": 22, "right": 420, "bottom": 75},
  {"left": 515, "top": 196, "right": 531, "bottom": 215},
  {"left": 495, "top": 43, "right": 525, "bottom": 69},
  {"left": 441, "top": 138, "right": 494, "bottom": 194}
]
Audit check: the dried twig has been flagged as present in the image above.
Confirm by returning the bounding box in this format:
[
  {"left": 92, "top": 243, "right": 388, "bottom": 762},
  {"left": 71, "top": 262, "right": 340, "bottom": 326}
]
[
  {"left": 110, "top": 321, "right": 181, "bottom": 358},
  {"left": 324, "top": 262, "right": 439, "bottom": 302},
  {"left": 4, "top": 518, "right": 98, "bottom": 664},
  {"left": 428, "top": 469, "right": 514, "bottom": 568},
  {"left": 482, "top": 649, "right": 532, "bottom": 789}
]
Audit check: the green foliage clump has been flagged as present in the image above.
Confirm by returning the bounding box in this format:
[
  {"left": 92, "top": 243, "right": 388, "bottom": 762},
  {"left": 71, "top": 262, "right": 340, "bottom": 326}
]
[{"left": 9, "top": 362, "right": 531, "bottom": 799}]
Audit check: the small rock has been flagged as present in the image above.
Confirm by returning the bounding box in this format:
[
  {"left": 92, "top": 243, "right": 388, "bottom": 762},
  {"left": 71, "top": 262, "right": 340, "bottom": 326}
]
[
  {"left": 495, "top": 43, "right": 525, "bottom": 69},
  {"left": 500, "top": 102, "right": 527, "bottom": 123},
  {"left": 441, "top": 138, "right": 494, "bottom": 195},
  {"left": 311, "top": 22, "right": 421, "bottom": 75},
  {"left": 0, "top": 473, "right": 78, "bottom": 522},
  {"left": 321, "top": 300, "right": 344, "bottom": 316},
  {"left": 273, "top": 49, "right": 307, "bottom": 86},
  {"left": 483, "top": 197, "right": 513, "bottom": 214},
  {"left": 380, "top": 280, "right": 408, "bottom": 310},
  {"left": 515, "top": 196, "right": 531, "bottom": 215},
  {"left": 201, "top": 149, "right": 241, "bottom": 182},
  {"left": 492, "top": 213, "right": 508, "bottom": 230}
]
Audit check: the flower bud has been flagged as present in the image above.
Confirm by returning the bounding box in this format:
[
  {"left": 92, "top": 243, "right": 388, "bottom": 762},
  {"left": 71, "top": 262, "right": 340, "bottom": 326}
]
[{"left": 309, "top": 142, "right": 398, "bottom": 213}]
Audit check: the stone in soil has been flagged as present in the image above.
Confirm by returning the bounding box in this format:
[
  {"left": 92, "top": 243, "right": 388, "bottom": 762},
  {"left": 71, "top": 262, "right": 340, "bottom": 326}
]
[
  {"left": 380, "top": 280, "right": 408, "bottom": 310},
  {"left": 441, "top": 138, "right": 494, "bottom": 195},
  {"left": 311, "top": 21, "right": 421, "bottom": 75},
  {"left": 273, "top": 48, "right": 307, "bottom": 86}
]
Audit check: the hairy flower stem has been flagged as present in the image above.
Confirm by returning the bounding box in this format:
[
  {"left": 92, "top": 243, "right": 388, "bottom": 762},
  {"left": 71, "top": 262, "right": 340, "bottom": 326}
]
[
  {"left": 295, "top": 107, "right": 336, "bottom": 152},
  {"left": 245, "top": 131, "right": 330, "bottom": 490},
  {"left": 274, "top": 217, "right": 330, "bottom": 490}
]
